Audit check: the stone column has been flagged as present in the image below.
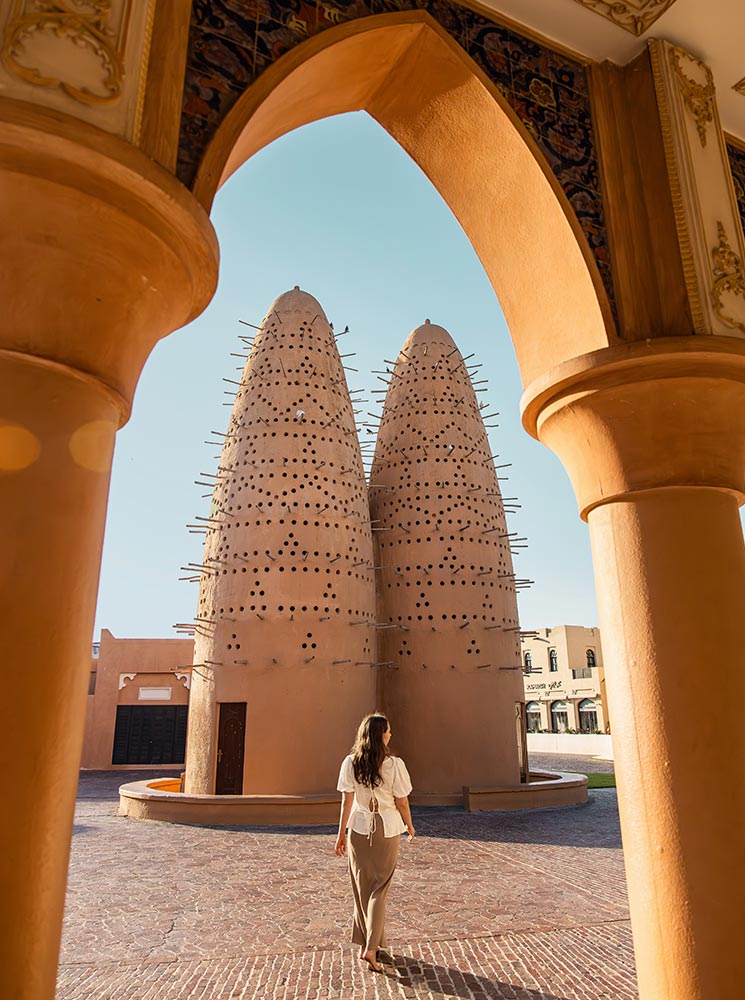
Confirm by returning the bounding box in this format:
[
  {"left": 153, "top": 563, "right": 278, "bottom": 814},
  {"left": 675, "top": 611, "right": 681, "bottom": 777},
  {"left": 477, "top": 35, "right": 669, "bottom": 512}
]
[
  {"left": 594, "top": 695, "right": 607, "bottom": 735},
  {"left": 539, "top": 700, "right": 551, "bottom": 733},
  {"left": 523, "top": 338, "right": 745, "bottom": 1000},
  {"left": 0, "top": 104, "right": 218, "bottom": 1000},
  {"left": 568, "top": 699, "right": 581, "bottom": 732}
]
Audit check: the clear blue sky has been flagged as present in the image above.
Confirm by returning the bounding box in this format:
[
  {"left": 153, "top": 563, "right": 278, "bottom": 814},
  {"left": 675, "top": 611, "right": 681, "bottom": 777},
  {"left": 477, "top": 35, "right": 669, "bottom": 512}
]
[{"left": 93, "top": 112, "right": 599, "bottom": 639}]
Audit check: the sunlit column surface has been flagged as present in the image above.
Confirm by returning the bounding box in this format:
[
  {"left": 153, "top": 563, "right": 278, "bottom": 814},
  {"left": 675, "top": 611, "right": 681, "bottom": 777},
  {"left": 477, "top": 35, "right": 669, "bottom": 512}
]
[
  {"left": 0, "top": 105, "right": 217, "bottom": 1000},
  {"left": 525, "top": 338, "right": 745, "bottom": 1000},
  {"left": 0, "top": 358, "right": 118, "bottom": 1000}
]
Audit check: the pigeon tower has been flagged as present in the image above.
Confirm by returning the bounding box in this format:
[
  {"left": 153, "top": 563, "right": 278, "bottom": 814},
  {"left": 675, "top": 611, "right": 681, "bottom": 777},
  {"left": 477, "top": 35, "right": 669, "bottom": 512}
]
[
  {"left": 185, "top": 289, "right": 376, "bottom": 796},
  {"left": 369, "top": 321, "right": 523, "bottom": 802}
]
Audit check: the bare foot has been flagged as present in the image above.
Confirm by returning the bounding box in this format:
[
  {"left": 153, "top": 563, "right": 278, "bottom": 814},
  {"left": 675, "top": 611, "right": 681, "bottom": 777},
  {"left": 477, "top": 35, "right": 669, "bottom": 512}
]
[{"left": 363, "top": 950, "right": 382, "bottom": 972}]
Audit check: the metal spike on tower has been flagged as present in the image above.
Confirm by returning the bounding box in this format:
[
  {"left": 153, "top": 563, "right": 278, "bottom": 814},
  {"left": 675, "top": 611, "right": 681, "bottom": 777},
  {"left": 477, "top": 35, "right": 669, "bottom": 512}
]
[
  {"left": 369, "top": 320, "right": 524, "bottom": 803},
  {"left": 184, "top": 288, "right": 376, "bottom": 796}
]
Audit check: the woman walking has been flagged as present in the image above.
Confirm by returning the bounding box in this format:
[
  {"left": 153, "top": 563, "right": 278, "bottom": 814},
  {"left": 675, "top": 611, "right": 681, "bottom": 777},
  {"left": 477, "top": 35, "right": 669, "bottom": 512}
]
[{"left": 335, "top": 713, "right": 415, "bottom": 972}]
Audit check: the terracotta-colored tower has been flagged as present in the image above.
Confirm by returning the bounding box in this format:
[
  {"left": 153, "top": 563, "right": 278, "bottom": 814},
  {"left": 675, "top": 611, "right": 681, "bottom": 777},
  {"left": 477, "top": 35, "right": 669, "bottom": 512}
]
[
  {"left": 185, "top": 288, "right": 376, "bottom": 795},
  {"left": 370, "top": 321, "right": 523, "bottom": 802}
]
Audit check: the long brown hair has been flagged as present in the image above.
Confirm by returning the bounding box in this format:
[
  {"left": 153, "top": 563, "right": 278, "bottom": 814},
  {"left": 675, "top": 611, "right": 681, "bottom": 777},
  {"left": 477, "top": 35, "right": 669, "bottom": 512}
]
[{"left": 351, "top": 714, "right": 390, "bottom": 788}]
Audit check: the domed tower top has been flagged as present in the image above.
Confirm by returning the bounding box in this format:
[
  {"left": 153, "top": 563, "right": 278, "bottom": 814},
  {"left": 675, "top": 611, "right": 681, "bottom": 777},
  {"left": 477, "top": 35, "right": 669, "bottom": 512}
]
[
  {"left": 400, "top": 320, "right": 457, "bottom": 353},
  {"left": 262, "top": 286, "right": 329, "bottom": 324}
]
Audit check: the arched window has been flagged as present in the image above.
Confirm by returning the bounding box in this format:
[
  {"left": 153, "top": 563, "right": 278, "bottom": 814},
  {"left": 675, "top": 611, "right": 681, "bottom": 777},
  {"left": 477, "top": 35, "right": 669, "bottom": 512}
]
[
  {"left": 523, "top": 650, "right": 532, "bottom": 672},
  {"left": 550, "top": 700, "right": 569, "bottom": 733},
  {"left": 579, "top": 698, "right": 598, "bottom": 734},
  {"left": 549, "top": 648, "right": 558, "bottom": 672},
  {"left": 586, "top": 648, "right": 596, "bottom": 669},
  {"left": 526, "top": 701, "right": 541, "bottom": 733}
]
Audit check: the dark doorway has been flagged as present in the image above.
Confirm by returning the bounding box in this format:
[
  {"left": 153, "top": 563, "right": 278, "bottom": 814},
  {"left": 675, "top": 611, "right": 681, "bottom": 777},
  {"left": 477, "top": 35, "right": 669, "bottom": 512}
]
[
  {"left": 515, "top": 702, "right": 529, "bottom": 783},
  {"left": 215, "top": 702, "right": 246, "bottom": 794},
  {"left": 112, "top": 705, "right": 188, "bottom": 765}
]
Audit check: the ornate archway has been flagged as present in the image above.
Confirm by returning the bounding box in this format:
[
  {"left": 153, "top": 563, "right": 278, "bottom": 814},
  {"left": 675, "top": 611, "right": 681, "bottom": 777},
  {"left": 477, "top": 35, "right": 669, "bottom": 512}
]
[{"left": 180, "top": 10, "right": 615, "bottom": 385}]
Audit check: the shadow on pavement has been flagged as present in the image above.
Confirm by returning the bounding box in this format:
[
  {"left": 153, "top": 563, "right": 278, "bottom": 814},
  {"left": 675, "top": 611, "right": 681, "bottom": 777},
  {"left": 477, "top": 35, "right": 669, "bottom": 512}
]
[
  {"left": 384, "top": 953, "right": 574, "bottom": 999},
  {"left": 412, "top": 796, "right": 622, "bottom": 850}
]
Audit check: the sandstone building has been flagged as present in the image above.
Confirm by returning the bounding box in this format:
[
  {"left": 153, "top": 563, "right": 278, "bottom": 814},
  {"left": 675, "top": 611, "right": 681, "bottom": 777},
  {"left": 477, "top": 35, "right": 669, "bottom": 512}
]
[
  {"left": 184, "top": 288, "right": 377, "bottom": 795},
  {"left": 82, "top": 303, "right": 533, "bottom": 806},
  {"left": 521, "top": 626, "right": 608, "bottom": 734},
  {"left": 81, "top": 630, "right": 193, "bottom": 770},
  {"left": 80, "top": 623, "right": 611, "bottom": 766},
  {"left": 370, "top": 321, "right": 524, "bottom": 800}
]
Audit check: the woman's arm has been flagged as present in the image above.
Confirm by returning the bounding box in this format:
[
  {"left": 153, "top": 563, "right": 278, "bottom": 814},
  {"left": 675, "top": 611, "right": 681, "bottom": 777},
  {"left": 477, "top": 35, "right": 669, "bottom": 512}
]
[
  {"left": 334, "top": 791, "right": 355, "bottom": 855},
  {"left": 394, "top": 795, "right": 415, "bottom": 841}
]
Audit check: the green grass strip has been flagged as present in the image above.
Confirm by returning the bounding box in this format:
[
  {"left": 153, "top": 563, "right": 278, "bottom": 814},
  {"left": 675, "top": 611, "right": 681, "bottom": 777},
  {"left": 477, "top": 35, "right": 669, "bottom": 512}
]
[{"left": 585, "top": 773, "right": 616, "bottom": 788}]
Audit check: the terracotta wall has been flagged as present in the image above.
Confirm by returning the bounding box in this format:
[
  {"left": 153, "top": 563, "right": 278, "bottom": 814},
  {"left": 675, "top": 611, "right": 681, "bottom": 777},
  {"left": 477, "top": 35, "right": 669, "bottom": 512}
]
[{"left": 80, "top": 629, "right": 194, "bottom": 769}]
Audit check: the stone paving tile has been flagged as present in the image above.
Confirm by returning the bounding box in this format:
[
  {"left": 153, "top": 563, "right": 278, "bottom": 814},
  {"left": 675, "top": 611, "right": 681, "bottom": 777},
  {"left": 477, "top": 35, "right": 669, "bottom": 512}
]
[
  {"left": 58, "top": 761, "right": 635, "bottom": 999},
  {"left": 529, "top": 754, "right": 615, "bottom": 776},
  {"left": 58, "top": 927, "right": 636, "bottom": 999}
]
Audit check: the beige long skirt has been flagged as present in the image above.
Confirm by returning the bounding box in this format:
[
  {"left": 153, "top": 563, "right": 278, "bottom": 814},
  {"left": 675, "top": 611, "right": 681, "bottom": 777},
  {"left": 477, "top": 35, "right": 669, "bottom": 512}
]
[{"left": 348, "top": 824, "right": 401, "bottom": 952}]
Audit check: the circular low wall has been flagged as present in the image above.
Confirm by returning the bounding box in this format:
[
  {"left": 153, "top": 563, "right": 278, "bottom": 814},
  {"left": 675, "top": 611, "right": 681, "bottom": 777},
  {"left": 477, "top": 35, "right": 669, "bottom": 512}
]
[
  {"left": 119, "top": 779, "right": 340, "bottom": 825},
  {"left": 119, "top": 770, "right": 587, "bottom": 826},
  {"left": 463, "top": 770, "right": 588, "bottom": 811}
]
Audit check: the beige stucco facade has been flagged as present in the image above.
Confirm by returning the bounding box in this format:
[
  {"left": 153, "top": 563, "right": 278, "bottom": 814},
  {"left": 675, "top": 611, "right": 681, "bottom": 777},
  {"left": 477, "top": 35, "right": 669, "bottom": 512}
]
[{"left": 521, "top": 626, "right": 608, "bottom": 735}]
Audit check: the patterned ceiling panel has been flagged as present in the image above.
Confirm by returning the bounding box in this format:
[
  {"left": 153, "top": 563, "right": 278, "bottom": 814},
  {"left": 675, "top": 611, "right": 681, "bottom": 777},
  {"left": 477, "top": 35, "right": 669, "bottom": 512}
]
[
  {"left": 179, "top": 0, "right": 614, "bottom": 314},
  {"left": 727, "top": 142, "right": 745, "bottom": 237},
  {"left": 571, "top": 0, "right": 678, "bottom": 36}
]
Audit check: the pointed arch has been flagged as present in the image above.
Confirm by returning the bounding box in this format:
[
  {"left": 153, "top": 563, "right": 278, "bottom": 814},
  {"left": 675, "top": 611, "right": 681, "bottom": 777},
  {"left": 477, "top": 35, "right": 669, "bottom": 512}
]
[{"left": 190, "top": 12, "right": 615, "bottom": 386}]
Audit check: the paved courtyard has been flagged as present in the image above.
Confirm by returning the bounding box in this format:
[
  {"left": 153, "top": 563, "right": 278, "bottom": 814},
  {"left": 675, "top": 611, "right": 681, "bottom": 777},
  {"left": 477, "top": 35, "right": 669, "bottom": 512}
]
[{"left": 57, "top": 755, "right": 636, "bottom": 999}]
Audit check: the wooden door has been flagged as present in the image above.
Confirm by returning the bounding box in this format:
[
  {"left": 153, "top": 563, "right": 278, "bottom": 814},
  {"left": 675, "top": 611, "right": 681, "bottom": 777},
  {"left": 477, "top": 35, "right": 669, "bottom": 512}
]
[
  {"left": 215, "top": 702, "right": 246, "bottom": 794},
  {"left": 515, "top": 702, "right": 529, "bottom": 784}
]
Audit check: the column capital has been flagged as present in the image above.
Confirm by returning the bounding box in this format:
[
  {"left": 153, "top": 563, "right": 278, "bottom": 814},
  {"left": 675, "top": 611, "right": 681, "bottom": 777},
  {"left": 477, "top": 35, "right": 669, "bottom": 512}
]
[
  {"left": 521, "top": 337, "right": 745, "bottom": 518},
  {"left": 0, "top": 98, "right": 219, "bottom": 422}
]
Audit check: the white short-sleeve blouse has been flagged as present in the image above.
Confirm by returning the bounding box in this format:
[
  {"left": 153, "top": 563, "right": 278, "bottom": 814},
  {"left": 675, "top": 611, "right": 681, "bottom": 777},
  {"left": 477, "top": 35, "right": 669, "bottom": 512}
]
[{"left": 337, "top": 754, "right": 413, "bottom": 838}]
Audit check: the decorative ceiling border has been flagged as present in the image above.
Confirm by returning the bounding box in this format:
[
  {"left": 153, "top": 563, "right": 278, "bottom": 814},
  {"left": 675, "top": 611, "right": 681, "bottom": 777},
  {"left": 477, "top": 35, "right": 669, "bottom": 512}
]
[
  {"left": 571, "top": 0, "right": 678, "bottom": 37},
  {"left": 726, "top": 140, "right": 745, "bottom": 241}
]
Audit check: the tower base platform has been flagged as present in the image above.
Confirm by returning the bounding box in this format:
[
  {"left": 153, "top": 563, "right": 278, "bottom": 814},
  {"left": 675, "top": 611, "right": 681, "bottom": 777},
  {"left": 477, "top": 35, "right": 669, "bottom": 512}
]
[{"left": 118, "top": 771, "right": 587, "bottom": 826}]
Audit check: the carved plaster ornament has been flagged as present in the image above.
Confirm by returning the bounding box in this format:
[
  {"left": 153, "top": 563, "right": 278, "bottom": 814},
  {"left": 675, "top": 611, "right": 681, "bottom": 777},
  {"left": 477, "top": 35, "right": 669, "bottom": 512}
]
[
  {"left": 2, "top": 0, "right": 125, "bottom": 105},
  {"left": 711, "top": 221, "right": 745, "bottom": 334},
  {"left": 669, "top": 46, "right": 716, "bottom": 148},
  {"left": 118, "top": 672, "right": 136, "bottom": 690},
  {"left": 174, "top": 672, "right": 191, "bottom": 690},
  {"left": 571, "top": 0, "right": 678, "bottom": 37}
]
